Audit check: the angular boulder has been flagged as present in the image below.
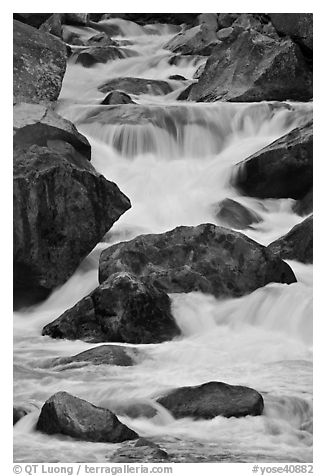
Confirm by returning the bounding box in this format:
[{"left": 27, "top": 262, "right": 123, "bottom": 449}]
[
  {"left": 73, "top": 46, "right": 137, "bottom": 67},
  {"left": 267, "top": 215, "right": 313, "bottom": 264},
  {"left": 189, "top": 29, "right": 312, "bottom": 102},
  {"left": 157, "top": 381, "right": 264, "bottom": 419},
  {"left": 163, "top": 24, "right": 219, "bottom": 56},
  {"left": 233, "top": 121, "right": 313, "bottom": 200},
  {"left": 13, "top": 103, "right": 91, "bottom": 159},
  {"left": 270, "top": 13, "right": 313, "bottom": 52},
  {"left": 13, "top": 20, "right": 67, "bottom": 103},
  {"left": 213, "top": 198, "right": 262, "bottom": 230},
  {"left": 14, "top": 141, "right": 130, "bottom": 305},
  {"left": 36, "top": 392, "right": 138, "bottom": 442},
  {"left": 99, "top": 223, "right": 296, "bottom": 299},
  {"left": 50, "top": 345, "right": 140, "bottom": 367},
  {"left": 42, "top": 272, "right": 180, "bottom": 343},
  {"left": 98, "top": 77, "right": 173, "bottom": 96}
]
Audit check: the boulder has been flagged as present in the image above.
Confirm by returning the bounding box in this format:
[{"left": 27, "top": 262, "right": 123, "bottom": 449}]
[
  {"left": 233, "top": 121, "right": 313, "bottom": 200},
  {"left": 111, "top": 439, "right": 169, "bottom": 463},
  {"left": 218, "top": 13, "right": 239, "bottom": 28},
  {"left": 214, "top": 198, "right": 262, "bottom": 229},
  {"left": 270, "top": 13, "right": 313, "bottom": 52},
  {"left": 14, "top": 141, "right": 130, "bottom": 306},
  {"left": 164, "top": 24, "right": 219, "bottom": 56},
  {"left": 13, "top": 13, "right": 52, "bottom": 28},
  {"left": 36, "top": 392, "right": 138, "bottom": 442},
  {"left": 64, "top": 13, "right": 90, "bottom": 26},
  {"left": 107, "top": 13, "right": 199, "bottom": 26},
  {"left": 73, "top": 46, "right": 137, "bottom": 67},
  {"left": 168, "top": 74, "right": 187, "bottom": 81},
  {"left": 101, "top": 91, "right": 135, "bottom": 105},
  {"left": 42, "top": 272, "right": 180, "bottom": 343},
  {"left": 13, "top": 20, "right": 67, "bottom": 103},
  {"left": 13, "top": 103, "right": 91, "bottom": 159},
  {"left": 50, "top": 345, "right": 140, "bottom": 367},
  {"left": 157, "top": 381, "right": 264, "bottom": 419},
  {"left": 99, "top": 223, "right": 296, "bottom": 299},
  {"left": 13, "top": 406, "right": 28, "bottom": 425},
  {"left": 85, "top": 32, "right": 116, "bottom": 47},
  {"left": 267, "top": 216, "right": 313, "bottom": 264},
  {"left": 293, "top": 189, "right": 313, "bottom": 216},
  {"left": 98, "top": 77, "right": 173, "bottom": 96},
  {"left": 189, "top": 29, "right": 312, "bottom": 102},
  {"left": 39, "top": 14, "right": 63, "bottom": 39}
]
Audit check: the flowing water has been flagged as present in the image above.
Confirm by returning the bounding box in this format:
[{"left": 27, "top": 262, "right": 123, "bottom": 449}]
[{"left": 13, "top": 19, "right": 313, "bottom": 463}]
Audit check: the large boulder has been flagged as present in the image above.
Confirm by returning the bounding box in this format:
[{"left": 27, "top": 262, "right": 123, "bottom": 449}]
[
  {"left": 98, "top": 77, "right": 173, "bottom": 96},
  {"left": 14, "top": 140, "right": 130, "bottom": 305},
  {"left": 42, "top": 272, "right": 180, "bottom": 343},
  {"left": 50, "top": 345, "right": 140, "bottom": 367},
  {"left": 72, "top": 46, "right": 137, "bottom": 67},
  {"left": 13, "top": 103, "right": 91, "bottom": 159},
  {"left": 99, "top": 224, "right": 296, "bottom": 299},
  {"left": 213, "top": 198, "right": 262, "bottom": 230},
  {"left": 233, "top": 121, "right": 313, "bottom": 200},
  {"left": 157, "top": 381, "right": 264, "bottom": 419},
  {"left": 36, "top": 392, "right": 138, "bottom": 442},
  {"left": 163, "top": 23, "right": 219, "bottom": 56},
  {"left": 189, "top": 29, "right": 312, "bottom": 102},
  {"left": 270, "top": 13, "right": 313, "bottom": 52},
  {"left": 267, "top": 216, "right": 313, "bottom": 264},
  {"left": 13, "top": 13, "right": 52, "bottom": 28},
  {"left": 13, "top": 20, "right": 67, "bottom": 103}
]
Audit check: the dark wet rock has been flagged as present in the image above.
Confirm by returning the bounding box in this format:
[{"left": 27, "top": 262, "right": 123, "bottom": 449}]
[
  {"left": 177, "top": 84, "right": 194, "bottom": 100},
  {"left": 42, "top": 272, "right": 180, "bottom": 344},
  {"left": 14, "top": 141, "right": 130, "bottom": 306},
  {"left": 50, "top": 345, "right": 140, "bottom": 367},
  {"left": 98, "top": 77, "right": 173, "bottom": 96},
  {"left": 107, "top": 13, "right": 199, "bottom": 26},
  {"left": 157, "top": 381, "right": 264, "bottom": 419},
  {"left": 101, "top": 91, "right": 135, "bottom": 105},
  {"left": 270, "top": 13, "right": 313, "bottom": 52},
  {"left": 234, "top": 121, "right": 313, "bottom": 200},
  {"left": 39, "top": 14, "right": 63, "bottom": 39},
  {"left": 164, "top": 23, "right": 219, "bottom": 56},
  {"left": 267, "top": 216, "right": 313, "bottom": 264},
  {"left": 13, "top": 20, "right": 67, "bottom": 103},
  {"left": 189, "top": 29, "right": 312, "bottom": 102},
  {"left": 214, "top": 198, "right": 262, "bottom": 230},
  {"left": 110, "top": 439, "right": 169, "bottom": 463},
  {"left": 85, "top": 32, "right": 117, "bottom": 47},
  {"left": 73, "top": 46, "right": 137, "bottom": 67},
  {"left": 13, "top": 406, "right": 28, "bottom": 425},
  {"left": 13, "top": 13, "right": 52, "bottom": 28},
  {"left": 99, "top": 223, "right": 296, "bottom": 299},
  {"left": 293, "top": 189, "right": 313, "bottom": 217},
  {"left": 64, "top": 13, "right": 90, "bottom": 26},
  {"left": 14, "top": 103, "right": 91, "bottom": 159},
  {"left": 36, "top": 391, "right": 138, "bottom": 442},
  {"left": 218, "top": 13, "right": 239, "bottom": 29},
  {"left": 169, "top": 74, "right": 187, "bottom": 81}
]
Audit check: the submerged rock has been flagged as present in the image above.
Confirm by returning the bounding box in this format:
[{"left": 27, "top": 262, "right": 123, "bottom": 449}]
[
  {"left": 98, "top": 77, "right": 173, "bottom": 96},
  {"left": 110, "top": 439, "right": 169, "bottom": 463},
  {"left": 267, "top": 216, "right": 313, "bottom": 264},
  {"left": 99, "top": 223, "right": 296, "bottom": 299},
  {"left": 36, "top": 392, "right": 138, "bottom": 442},
  {"left": 101, "top": 91, "right": 135, "bottom": 105},
  {"left": 13, "top": 20, "right": 67, "bottom": 103},
  {"left": 73, "top": 46, "right": 137, "bottom": 67},
  {"left": 50, "top": 345, "right": 140, "bottom": 367},
  {"left": 189, "top": 29, "right": 312, "bottom": 102},
  {"left": 14, "top": 140, "right": 130, "bottom": 306},
  {"left": 233, "top": 121, "right": 313, "bottom": 200},
  {"left": 42, "top": 272, "right": 180, "bottom": 343},
  {"left": 157, "top": 381, "right": 264, "bottom": 419},
  {"left": 213, "top": 198, "right": 262, "bottom": 230}
]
